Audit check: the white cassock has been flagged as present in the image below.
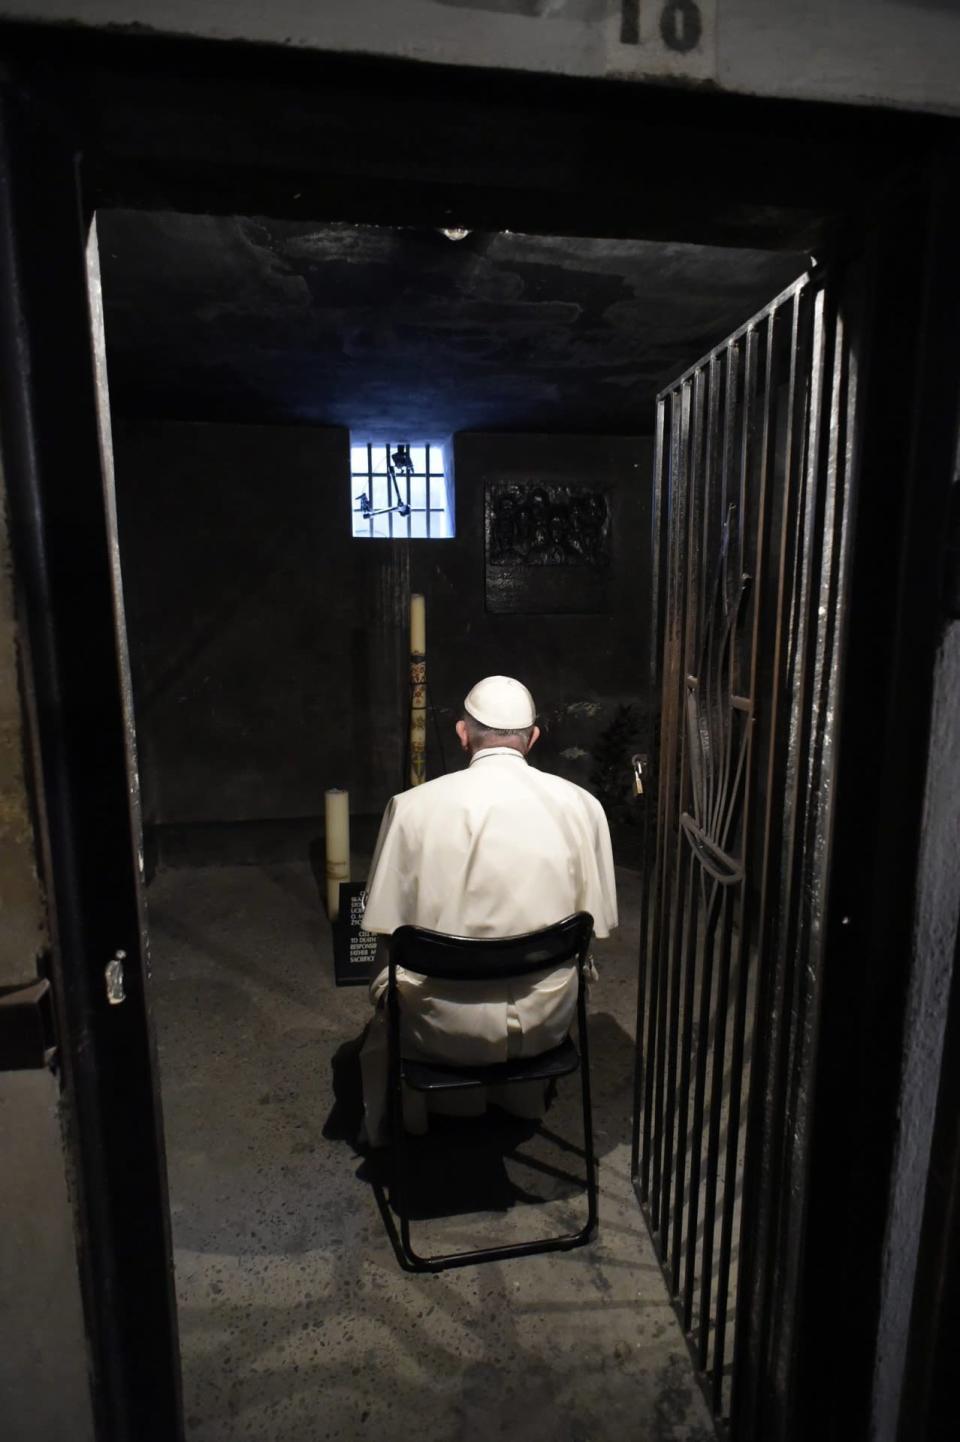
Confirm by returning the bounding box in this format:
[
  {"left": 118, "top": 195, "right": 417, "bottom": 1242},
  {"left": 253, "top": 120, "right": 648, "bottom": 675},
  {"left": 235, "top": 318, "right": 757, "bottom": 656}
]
[{"left": 358, "top": 746, "right": 618, "bottom": 1144}]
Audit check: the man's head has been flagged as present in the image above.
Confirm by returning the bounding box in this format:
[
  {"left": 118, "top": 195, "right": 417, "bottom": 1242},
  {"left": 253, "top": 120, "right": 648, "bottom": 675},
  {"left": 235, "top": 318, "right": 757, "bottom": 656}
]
[{"left": 456, "top": 675, "right": 540, "bottom": 757}]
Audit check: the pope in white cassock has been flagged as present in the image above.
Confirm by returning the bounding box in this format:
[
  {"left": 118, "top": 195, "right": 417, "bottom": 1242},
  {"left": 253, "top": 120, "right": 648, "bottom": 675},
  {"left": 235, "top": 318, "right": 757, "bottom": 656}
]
[{"left": 358, "top": 674, "right": 618, "bottom": 1147}]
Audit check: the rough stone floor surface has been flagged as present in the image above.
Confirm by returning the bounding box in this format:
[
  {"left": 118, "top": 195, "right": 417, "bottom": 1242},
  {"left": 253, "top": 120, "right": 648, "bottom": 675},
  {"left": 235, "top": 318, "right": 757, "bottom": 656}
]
[{"left": 146, "top": 855, "right": 715, "bottom": 1442}]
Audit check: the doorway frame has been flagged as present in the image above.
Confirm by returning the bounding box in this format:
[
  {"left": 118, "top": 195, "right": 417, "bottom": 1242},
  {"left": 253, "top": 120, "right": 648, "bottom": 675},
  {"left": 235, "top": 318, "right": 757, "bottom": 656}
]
[{"left": 0, "top": 22, "right": 957, "bottom": 1442}]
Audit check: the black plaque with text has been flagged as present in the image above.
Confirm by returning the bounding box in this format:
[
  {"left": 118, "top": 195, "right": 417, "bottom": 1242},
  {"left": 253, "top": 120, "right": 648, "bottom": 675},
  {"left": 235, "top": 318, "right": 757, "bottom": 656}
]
[{"left": 331, "top": 882, "right": 379, "bottom": 987}]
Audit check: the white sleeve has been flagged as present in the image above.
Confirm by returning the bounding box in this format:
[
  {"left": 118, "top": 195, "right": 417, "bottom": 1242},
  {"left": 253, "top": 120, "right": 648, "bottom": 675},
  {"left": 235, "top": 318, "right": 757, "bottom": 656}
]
[
  {"left": 583, "top": 796, "right": 619, "bottom": 938},
  {"left": 361, "top": 796, "right": 410, "bottom": 936}
]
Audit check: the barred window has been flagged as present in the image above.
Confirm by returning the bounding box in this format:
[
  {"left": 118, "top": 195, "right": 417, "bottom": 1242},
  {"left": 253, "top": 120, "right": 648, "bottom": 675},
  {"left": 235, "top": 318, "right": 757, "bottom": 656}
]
[{"left": 350, "top": 441, "right": 453, "bottom": 539}]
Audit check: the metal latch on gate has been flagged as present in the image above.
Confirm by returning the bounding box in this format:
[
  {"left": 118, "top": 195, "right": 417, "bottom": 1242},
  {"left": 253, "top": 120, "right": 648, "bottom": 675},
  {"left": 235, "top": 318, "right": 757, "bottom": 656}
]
[
  {"left": 0, "top": 977, "right": 58, "bottom": 1071},
  {"left": 105, "top": 950, "right": 126, "bottom": 1005},
  {"left": 632, "top": 753, "right": 647, "bottom": 797}
]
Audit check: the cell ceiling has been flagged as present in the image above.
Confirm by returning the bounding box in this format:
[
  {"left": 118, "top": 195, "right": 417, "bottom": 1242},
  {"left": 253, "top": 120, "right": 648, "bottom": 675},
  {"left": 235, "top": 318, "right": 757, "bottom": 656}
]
[{"left": 98, "top": 212, "right": 806, "bottom": 437}]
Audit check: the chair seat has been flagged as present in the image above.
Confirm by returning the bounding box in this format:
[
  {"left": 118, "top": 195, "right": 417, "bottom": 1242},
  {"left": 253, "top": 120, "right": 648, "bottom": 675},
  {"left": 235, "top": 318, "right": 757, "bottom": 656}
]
[{"left": 401, "top": 1036, "right": 580, "bottom": 1093}]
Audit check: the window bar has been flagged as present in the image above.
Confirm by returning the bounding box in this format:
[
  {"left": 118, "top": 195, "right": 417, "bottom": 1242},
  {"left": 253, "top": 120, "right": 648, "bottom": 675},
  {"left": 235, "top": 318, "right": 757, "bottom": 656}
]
[
  {"left": 366, "top": 442, "right": 374, "bottom": 539},
  {"left": 405, "top": 446, "right": 412, "bottom": 539},
  {"left": 387, "top": 445, "right": 395, "bottom": 541},
  {"left": 425, "top": 444, "right": 432, "bottom": 539}
]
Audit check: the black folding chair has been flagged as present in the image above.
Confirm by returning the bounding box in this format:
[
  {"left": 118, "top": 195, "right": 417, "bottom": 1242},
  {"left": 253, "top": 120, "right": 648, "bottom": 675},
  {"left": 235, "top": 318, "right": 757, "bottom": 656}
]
[{"left": 384, "top": 911, "right": 598, "bottom": 1272}]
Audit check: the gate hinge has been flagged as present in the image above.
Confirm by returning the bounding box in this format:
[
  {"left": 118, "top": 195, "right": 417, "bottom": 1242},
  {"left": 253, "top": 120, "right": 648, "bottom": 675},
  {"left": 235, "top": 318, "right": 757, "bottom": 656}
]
[{"left": 0, "top": 977, "right": 57, "bottom": 1071}]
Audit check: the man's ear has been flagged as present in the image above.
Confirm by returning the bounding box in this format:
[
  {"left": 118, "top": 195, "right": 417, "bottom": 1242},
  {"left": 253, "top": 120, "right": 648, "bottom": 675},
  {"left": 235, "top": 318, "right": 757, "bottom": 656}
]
[
  {"left": 455, "top": 719, "right": 470, "bottom": 751},
  {"left": 526, "top": 724, "right": 541, "bottom": 753}
]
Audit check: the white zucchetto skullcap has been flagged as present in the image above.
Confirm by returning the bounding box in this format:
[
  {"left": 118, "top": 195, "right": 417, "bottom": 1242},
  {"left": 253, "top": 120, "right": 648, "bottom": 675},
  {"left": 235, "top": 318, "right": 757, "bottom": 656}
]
[{"left": 464, "top": 675, "right": 536, "bottom": 729}]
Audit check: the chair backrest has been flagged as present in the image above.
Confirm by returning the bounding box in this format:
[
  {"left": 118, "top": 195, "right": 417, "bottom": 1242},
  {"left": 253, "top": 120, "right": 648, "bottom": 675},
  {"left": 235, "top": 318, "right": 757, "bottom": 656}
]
[{"left": 389, "top": 912, "right": 593, "bottom": 982}]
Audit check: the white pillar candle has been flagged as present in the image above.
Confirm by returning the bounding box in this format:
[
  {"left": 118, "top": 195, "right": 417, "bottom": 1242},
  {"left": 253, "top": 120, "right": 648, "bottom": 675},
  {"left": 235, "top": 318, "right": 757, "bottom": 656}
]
[
  {"left": 409, "top": 594, "right": 427, "bottom": 786},
  {"left": 324, "top": 787, "right": 350, "bottom": 919},
  {"left": 410, "top": 592, "right": 426, "bottom": 655}
]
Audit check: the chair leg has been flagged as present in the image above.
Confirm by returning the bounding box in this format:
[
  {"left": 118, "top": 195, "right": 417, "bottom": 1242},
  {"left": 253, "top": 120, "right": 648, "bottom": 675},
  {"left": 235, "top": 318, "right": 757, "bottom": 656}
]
[
  {"left": 392, "top": 1075, "right": 413, "bottom": 1266},
  {"left": 386, "top": 989, "right": 418, "bottom": 1271},
  {"left": 384, "top": 994, "right": 472, "bottom": 1273},
  {"left": 390, "top": 1059, "right": 444, "bottom": 1272},
  {"left": 577, "top": 994, "right": 599, "bottom": 1241}
]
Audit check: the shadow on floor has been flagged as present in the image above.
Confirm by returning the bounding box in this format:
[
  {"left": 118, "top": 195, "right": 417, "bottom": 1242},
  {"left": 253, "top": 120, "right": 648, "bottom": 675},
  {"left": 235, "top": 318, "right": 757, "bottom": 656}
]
[
  {"left": 360, "top": 1109, "right": 584, "bottom": 1220},
  {"left": 147, "top": 862, "right": 717, "bottom": 1441},
  {"left": 323, "top": 1027, "right": 564, "bottom": 1210},
  {"left": 322, "top": 1020, "right": 612, "bottom": 1276},
  {"left": 321, "top": 1030, "right": 369, "bottom": 1146}
]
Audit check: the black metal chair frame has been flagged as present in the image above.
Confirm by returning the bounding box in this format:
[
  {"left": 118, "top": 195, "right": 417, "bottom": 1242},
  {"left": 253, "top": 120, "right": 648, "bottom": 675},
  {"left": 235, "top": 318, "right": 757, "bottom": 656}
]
[{"left": 385, "top": 911, "right": 598, "bottom": 1272}]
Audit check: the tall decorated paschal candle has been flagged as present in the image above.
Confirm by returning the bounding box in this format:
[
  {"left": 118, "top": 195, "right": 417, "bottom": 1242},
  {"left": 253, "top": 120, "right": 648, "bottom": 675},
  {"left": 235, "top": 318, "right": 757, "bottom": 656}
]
[
  {"left": 324, "top": 787, "right": 350, "bottom": 919},
  {"left": 410, "top": 593, "right": 426, "bottom": 786}
]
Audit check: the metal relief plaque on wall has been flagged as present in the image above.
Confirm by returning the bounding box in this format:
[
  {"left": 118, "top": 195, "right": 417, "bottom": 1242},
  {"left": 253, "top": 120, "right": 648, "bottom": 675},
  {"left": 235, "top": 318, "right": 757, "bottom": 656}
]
[{"left": 485, "top": 480, "right": 612, "bottom": 614}]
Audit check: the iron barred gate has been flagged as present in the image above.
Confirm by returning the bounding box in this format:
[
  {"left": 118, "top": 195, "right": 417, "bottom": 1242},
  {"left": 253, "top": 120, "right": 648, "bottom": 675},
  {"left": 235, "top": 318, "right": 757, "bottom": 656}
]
[{"left": 632, "top": 267, "right": 862, "bottom": 1434}]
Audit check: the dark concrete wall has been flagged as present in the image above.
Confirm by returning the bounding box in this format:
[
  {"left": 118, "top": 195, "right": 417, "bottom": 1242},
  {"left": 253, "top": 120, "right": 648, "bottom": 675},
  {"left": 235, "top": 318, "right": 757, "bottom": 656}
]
[
  {"left": 114, "top": 419, "right": 406, "bottom": 825},
  {"left": 414, "top": 432, "right": 654, "bottom": 795},
  {"left": 115, "top": 421, "right": 653, "bottom": 840}
]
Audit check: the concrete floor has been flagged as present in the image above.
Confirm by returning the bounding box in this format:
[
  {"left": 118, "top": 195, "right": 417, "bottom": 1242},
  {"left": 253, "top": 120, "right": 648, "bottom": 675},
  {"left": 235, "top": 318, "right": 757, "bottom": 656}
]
[{"left": 147, "top": 855, "right": 716, "bottom": 1442}]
